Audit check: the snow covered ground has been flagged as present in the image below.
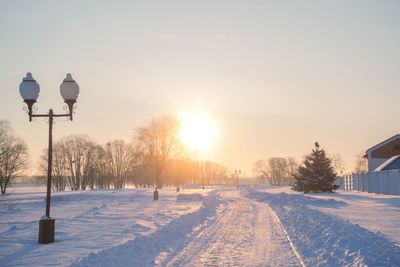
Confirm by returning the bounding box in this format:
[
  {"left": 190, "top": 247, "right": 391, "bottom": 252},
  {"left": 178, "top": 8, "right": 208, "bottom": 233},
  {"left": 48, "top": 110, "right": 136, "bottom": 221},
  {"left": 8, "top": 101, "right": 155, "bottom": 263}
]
[
  {"left": 0, "top": 185, "right": 205, "bottom": 266},
  {"left": 255, "top": 186, "right": 400, "bottom": 244},
  {"left": 164, "top": 190, "right": 302, "bottom": 267},
  {"left": 1, "top": 184, "right": 400, "bottom": 266},
  {"left": 247, "top": 186, "right": 400, "bottom": 266}
]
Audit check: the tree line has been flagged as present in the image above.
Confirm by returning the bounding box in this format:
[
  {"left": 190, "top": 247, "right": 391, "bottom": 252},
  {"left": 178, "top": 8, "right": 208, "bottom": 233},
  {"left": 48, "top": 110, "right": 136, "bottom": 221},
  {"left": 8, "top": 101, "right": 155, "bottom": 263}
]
[
  {"left": 253, "top": 157, "right": 298, "bottom": 186},
  {"left": 0, "top": 117, "right": 231, "bottom": 194},
  {"left": 253, "top": 149, "right": 345, "bottom": 187},
  {"left": 38, "top": 134, "right": 230, "bottom": 191},
  {"left": 0, "top": 115, "right": 364, "bottom": 195}
]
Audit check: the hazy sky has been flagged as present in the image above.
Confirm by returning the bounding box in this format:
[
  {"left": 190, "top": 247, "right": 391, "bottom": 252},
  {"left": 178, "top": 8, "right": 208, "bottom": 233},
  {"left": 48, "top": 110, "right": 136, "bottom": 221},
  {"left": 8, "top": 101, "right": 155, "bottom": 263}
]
[{"left": 1, "top": 0, "right": 400, "bottom": 175}]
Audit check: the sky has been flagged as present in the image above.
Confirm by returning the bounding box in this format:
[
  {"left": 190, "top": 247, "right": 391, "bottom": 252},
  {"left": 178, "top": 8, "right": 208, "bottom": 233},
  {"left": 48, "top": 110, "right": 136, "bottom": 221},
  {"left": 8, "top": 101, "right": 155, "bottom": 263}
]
[{"left": 1, "top": 0, "right": 400, "bottom": 175}]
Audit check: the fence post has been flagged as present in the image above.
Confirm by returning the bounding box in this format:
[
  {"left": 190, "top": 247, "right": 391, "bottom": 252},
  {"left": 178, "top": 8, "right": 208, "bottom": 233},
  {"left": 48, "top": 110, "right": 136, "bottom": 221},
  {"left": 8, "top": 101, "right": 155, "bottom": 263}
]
[
  {"left": 378, "top": 172, "right": 383, "bottom": 194},
  {"left": 389, "top": 171, "right": 395, "bottom": 195},
  {"left": 353, "top": 174, "right": 357, "bottom": 191},
  {"left": 385, "top": 171, "right": 389, "bottom": 194},
  {"left": 374, "top": 172, "right": 379, "bottom": 194},
  {"left": 362, "top": 172, "right": 366, "bottom": 192},
  {"left": 397, "top": 170, "right": 400, "bottom": 195}
]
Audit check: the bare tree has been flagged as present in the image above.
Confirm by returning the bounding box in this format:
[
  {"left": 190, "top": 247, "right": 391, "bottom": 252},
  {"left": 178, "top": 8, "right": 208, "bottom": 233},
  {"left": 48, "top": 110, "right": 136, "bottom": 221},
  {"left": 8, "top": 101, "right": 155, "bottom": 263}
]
[
  {"left": 268, "top": 157, "right": 289, "bottom": 185},
  {"left": 253, "top": 159, "right": 269, "bottom": 184},
  {"left": 0, "top": 120, "right": 29, "bottom": 195},
  {"left": 40, "top": 136, "right": 103, "bottom": 191},
  {"left": 104, "top": 140, "right": 137, "bottom": 189},
  {"left": 253, "top": 157, "right": 298, "bottom": 186},
  {"left": 90, "top": 145, "right": 112, "bottom": 189},
  {"left": 40, "top": 135, "right": 99, "bottom": 191},
  {"left": 354, "top": 153, "right": 367, "bottom": 173},
  {"left": 331, "top": 153, "right": 346, "bottom": 175},
  {"left": 287, "top": 157, "right": 298, "bottom": 177},
  {"left": 135, "top": 116, "right": 183, "bottom": 196},
  {"left": 40, "top": 145, "right": 68, "bottom": 191}
]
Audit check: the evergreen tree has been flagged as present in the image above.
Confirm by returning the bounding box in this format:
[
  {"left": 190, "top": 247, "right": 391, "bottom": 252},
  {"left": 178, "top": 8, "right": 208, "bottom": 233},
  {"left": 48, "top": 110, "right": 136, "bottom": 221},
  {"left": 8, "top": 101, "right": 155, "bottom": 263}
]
[{"left": 292, "top": 142, "right": 339, "bottom": 193}]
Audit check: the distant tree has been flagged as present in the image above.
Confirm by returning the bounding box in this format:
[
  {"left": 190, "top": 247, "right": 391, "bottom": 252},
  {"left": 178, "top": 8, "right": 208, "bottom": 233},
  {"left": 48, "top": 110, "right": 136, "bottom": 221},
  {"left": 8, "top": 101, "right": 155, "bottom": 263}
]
[
  {"left": 292, "top": 142, "right": 339, "bottom": 193},
  {"left": 104, "top": 140, "right": 138, "bottom": 189},
  {"left": 287, "top": 157, "right": 298, "bottom": 178},
  {"left": 0, "top": 120, "right": 29, "bottom": 195},
  {"left": 253, "top": 157, "right": 298, "bottom": 185},
  {"left": 40, "top": 144, "right": 68, "bottom": 191},
  {"left": 135, "top": 116, "right": 183, "bottom": 196},
  {"left": 331, "top": 153, "right": 346, "bottom": 175},
  {"left": 268, "top": 157, "right": 289, "bottom": 185},
  {"left": 41, "top": 135, "right": 99, "bottom": 191},
  {"left": 253, "top": 159, "right": 268, "bottom": 184},
  {"left": 354, "top": 153, "right": 367, "bottom": 173}
]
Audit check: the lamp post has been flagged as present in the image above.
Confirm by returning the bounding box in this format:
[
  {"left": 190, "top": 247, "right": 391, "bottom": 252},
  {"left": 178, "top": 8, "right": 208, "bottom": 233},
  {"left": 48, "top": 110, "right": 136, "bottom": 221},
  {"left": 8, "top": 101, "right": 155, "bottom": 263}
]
[
  {"left": 19, "top": 72, "right": 79, "bottom": 244},
  {"left": 235, "top": 169, "right": 241, "bottom": 189}
]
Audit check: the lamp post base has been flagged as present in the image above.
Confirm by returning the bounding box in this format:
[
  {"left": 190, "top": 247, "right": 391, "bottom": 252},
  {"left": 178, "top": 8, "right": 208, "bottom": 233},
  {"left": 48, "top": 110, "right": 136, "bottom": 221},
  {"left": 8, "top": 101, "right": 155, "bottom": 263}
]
[
  {"left": 153, "top": 190, "right": 159, "bottom": 201},
  {"left": 38, "top": 218, "right": 55, "bottom": 244}
]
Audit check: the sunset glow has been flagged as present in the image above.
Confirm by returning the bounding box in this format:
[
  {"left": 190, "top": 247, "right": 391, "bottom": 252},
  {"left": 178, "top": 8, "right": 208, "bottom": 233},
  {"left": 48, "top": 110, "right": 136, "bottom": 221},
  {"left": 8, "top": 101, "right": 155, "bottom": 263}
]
[{"left": 179, "top": 112, "right": 217, "bottom": 152}]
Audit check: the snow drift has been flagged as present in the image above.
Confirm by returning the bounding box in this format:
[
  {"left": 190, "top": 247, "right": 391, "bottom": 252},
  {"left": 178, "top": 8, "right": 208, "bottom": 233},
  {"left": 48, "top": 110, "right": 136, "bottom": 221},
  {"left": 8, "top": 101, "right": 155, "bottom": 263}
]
[{"left": 248, "top": 189, "right": 400, "bottom": 266}]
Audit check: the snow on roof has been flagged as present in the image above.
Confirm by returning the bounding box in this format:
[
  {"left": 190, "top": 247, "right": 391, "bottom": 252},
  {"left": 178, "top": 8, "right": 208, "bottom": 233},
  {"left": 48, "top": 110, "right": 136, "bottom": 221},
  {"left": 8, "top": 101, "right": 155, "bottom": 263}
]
[
  {"left": 375, "top": 155, "right": 400, "bottom": 171},
  {"left": 366, "top": 134, "right": 400, "bottom": 154}
]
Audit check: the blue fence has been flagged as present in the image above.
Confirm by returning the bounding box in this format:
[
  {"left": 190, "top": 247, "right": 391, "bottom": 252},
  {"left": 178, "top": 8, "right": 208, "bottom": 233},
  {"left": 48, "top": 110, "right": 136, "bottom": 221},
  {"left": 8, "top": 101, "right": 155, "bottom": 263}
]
[{"left": 337, "top": 170, "right": 400, "bottom": 195}]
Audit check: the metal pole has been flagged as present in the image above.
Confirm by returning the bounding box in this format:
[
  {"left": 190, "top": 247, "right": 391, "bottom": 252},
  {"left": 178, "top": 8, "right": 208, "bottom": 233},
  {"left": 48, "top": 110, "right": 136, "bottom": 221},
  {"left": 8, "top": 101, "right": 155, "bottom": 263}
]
[
  {"left": 39, "top": 109, "right": 55, "bottom": 244},
  {"left": 45, "top": 109, "right": 53, "bottom": 217}
]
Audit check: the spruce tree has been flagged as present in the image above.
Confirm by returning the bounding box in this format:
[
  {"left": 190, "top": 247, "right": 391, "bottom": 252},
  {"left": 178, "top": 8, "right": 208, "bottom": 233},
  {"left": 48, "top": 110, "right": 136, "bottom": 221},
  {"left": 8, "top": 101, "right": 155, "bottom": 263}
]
[{"left": 292, "top": 142, "right": 339, "bottom": 193}]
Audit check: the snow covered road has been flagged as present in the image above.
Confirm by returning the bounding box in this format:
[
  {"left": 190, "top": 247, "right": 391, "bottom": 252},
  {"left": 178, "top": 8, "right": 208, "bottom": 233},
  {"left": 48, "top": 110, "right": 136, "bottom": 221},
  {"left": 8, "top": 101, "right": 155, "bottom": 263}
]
[
  {"left": 165, "top": 190, "right": 302, "bottom": 267},
  {"left": 3, "top": 185, "right": 399, "bottom": 266}
]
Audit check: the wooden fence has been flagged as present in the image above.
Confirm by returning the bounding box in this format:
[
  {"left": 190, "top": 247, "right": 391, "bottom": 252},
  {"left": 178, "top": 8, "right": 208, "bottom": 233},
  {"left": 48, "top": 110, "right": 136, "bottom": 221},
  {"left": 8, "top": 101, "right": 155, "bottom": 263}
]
[{"left": 337, "top": 170, "right": 400, "bottom": 195}]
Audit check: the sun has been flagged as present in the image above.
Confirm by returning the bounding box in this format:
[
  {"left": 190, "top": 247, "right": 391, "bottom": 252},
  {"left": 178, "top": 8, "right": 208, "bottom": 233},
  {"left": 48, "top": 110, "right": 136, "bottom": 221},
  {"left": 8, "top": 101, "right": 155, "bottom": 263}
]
[{"left": 179, "top": 112, "right": 217, "bottom": 152}]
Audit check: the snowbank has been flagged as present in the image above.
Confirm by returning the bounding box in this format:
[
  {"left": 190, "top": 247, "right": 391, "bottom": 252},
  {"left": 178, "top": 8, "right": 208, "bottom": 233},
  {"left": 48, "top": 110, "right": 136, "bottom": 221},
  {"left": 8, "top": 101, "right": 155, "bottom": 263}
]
[
  {"left": 0, "top": 187, "right": 205, "bottom": 266},
  {"left": 71, "top": 190, "right": 223, "bottom": 266},
  {"left": 247, "top": 189, "right": 400, "bottom": 266}
]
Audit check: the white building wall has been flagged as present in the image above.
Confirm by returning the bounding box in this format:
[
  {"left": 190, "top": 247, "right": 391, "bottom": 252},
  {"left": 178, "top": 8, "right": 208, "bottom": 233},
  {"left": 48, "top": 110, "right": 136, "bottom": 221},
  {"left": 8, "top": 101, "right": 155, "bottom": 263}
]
[
  {"left": 367, "top": 151, "right": 388, "bottom": 172},
  {"left": 368, "top": 157, "right": 387, "bottom": 172}
]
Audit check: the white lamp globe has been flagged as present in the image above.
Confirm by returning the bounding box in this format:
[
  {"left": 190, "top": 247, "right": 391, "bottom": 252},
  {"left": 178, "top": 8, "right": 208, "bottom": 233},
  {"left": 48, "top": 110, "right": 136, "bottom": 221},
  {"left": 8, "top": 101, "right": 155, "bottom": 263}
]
[
  {"left": 19, "top": 72, "right": 40, "bottom": 101},
  {"left": 60, "top": 73, "right": 79, "bottom": 101}
]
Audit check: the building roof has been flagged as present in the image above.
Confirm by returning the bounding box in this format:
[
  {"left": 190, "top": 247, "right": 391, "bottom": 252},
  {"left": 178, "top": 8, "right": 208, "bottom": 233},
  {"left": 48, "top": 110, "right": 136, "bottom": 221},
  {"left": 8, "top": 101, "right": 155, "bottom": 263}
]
[
  {"left": 375, "top": 155, "right": 400, "bottom": 171},
  {"left": 365, "top": 134, "right": 400, "bottom": 157}
]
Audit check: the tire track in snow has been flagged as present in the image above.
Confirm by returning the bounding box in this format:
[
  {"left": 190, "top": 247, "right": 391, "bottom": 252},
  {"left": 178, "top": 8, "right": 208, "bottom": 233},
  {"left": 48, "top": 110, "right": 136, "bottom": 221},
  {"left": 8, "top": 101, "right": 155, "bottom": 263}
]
[
  {"left": 166, "top": 190, "right": 302, "bottom": 267},
  {"left": 71, "top": 190, "right": 224, "bottom": 267}
]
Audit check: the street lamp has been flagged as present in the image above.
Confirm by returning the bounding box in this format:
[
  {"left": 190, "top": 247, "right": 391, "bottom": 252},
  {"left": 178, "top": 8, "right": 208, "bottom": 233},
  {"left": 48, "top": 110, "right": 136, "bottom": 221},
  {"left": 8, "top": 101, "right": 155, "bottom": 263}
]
[
  {"left": 19, "top": 72, "right": 79, "bottom": 244},
  {"left": 235, "top": 170, "right": 241, "bottom": 189}
]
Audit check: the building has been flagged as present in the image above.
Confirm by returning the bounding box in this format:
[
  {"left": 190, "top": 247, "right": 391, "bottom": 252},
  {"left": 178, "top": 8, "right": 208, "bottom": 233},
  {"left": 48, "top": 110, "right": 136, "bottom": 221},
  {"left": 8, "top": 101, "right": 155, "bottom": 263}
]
[{"left": 364, "top": 134, "right": 400, "bottom": 172}]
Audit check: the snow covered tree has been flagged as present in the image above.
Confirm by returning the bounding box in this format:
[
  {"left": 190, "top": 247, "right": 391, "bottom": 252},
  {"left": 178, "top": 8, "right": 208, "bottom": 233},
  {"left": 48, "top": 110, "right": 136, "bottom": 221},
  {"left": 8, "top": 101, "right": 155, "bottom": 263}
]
[{"left": 292, "top": 142, "right": 339, "bottom": 193}]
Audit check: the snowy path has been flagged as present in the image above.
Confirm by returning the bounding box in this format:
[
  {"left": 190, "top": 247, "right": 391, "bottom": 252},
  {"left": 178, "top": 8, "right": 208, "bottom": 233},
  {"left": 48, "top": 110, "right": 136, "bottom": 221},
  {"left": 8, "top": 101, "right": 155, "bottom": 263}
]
[
  {"left": 165, "top": 190, "right": 302, "bottom": 267},
  {"left": 3, "top": 185, "right": 400, "bottom": 266}
]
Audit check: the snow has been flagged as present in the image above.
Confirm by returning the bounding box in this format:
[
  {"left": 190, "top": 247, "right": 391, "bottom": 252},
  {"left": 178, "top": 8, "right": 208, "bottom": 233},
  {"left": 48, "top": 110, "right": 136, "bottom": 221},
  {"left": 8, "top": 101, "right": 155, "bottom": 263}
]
[
  {"left": 0, "top": 186, "right": 203, "bottom": 266},
  {"left": 176, "top": 193, "right": 203, "bottom": 201},
  {"left": 247, "top": 186, "right": 400, "bottom": 266},
  {"left": 256, "top": 186, "right": 400, "bottom": 243},
  {"left": 1, "top": 184, "right": 400, "bottom": 266},
  {"left": 165, "top": 190, "right": 302, "bottom": 266}
]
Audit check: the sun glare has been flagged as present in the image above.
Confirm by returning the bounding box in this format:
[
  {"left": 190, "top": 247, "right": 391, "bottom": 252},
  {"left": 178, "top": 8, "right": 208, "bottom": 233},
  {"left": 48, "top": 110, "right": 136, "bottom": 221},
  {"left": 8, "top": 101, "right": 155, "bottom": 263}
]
[{"left": 179, "top": 112, "right": 217, "bottom": 152}]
